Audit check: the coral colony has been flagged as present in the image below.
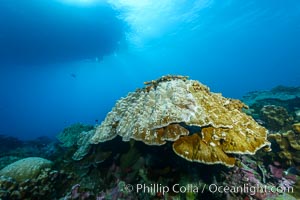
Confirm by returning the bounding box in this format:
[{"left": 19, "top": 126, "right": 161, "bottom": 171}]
[
  {"left": 86, "top": 75, "right": 270, "bottom": 167},
  {"left": 0, "top": 75, "right": 299, "bottom": 200}
]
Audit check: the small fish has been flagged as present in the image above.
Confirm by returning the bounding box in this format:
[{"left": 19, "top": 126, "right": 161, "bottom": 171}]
[{"left": 70, "top": 73, "right": 76, "bottom": 79}]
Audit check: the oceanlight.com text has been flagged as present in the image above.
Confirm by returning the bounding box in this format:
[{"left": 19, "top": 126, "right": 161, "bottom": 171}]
[{"left": 123, "top": 183, "right": 294, "bottom": 196}]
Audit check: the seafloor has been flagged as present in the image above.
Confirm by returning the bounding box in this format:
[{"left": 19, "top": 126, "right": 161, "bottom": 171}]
[{"left": 0, "top": 81, "right": 299, "bottom": 200}]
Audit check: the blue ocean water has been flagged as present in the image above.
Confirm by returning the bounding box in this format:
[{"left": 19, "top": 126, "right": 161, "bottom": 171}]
[{"left": 0, "top": 0, "right": 299, "bottom": 139}]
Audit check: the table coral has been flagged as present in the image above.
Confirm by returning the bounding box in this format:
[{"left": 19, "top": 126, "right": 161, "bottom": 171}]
[{"left": 89, "top": 75, "right": 270, "bottom": 167}]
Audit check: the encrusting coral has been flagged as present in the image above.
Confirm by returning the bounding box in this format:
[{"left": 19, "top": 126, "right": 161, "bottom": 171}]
[
  {"left": 268, "top": 130, "right": 300, "bottom": 165},
  {"left": 89, "top": 75, "right": 270, "bottom": 167},
  {"left": 57, "top": 123, "right": 94, "bottom": 148},
  {"left": 0, "top": 168, "right": 73, "bottom": 200},
  {"left": 293, "top": 122, "right": 300, "bottom": 134},
  {"left": 72, "top": 130, "right": 96, "bottom": 161},
  {"left": 260, "top": 105, "right": 293, "bottom": 131}
]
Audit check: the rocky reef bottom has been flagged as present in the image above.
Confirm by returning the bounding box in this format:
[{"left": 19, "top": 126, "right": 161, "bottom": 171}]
[{"left": 0, "top": 85, "right": 299, "bottom": 200}]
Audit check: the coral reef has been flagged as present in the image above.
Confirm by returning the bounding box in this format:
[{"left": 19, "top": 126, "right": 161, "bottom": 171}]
[
  {"left": 1, "top": 80, "right": 300, "bottom": 200},
  {"left": 56, "top": 124, "right": 98, "bottom": 161},
  {"left": 242, "top": 85, "right": 300, "bottom": 107},
  {"left": 268, "top": 130, "right": 300, "bottom": 166},
  {"left": 72, "top": 130, "right": 96, "bottom": 161},
  {"left": 0, "top": 168, "right": 73, "bottom": 200},
  {"left": 221, "top": 156, "right": 297, "bottom": 200},
  {"left": 242, "top": 85, "right": 300, "bottom": 122},
  {"left": 242, "top": 85, "right": 300, "bottom": 199},
  {"left": 0, "top": 136, "right": 60, "bottom": 170},
  {"left": 260, "top": 105, "right": 293, "bottom": 131},
  {"left": 243, "top": 85, "right": 300, "bottom": 167},
  {"left": 0, "top": 157, "right": 53, "bottom": 182},
  {"left": 293, "top": 122, "right": 300, "bottom": 134},
  {"left": 89, "top": 75, "right": 270, "bottom": 167},
  {"left": 0, "top": 135, "right": 24, "bottom": 154},
  {"left": 62, "top": 181, "right": 136, "bottom": 200},
  {"left": 57, "top": 123, "right": 94, "bottom": 148}
]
